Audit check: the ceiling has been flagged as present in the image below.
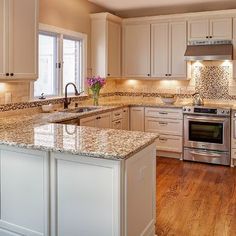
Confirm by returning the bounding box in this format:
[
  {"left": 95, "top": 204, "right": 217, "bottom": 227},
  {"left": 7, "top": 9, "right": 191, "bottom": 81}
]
[
  {"left": 88, "top": 0, "right": 233, "bottom": 11},
  {"left": 88, "top": 0, "right": 236, "bottom": 17}
]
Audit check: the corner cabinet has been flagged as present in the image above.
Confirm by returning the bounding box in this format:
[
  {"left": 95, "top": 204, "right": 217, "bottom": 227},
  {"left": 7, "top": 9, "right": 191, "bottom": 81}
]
[
  {"left": 151, "top": 21, "right": 187, "bottom": 79},
  {"left": 188, "top": 17, "right": 232, "bottom": 41},
  {"left": 122, "top": 24, "right": 151, "bottom": 77},
  {"left": 0, "top": 0, "right": 38, "bottom": 81},
  {"left": 91, "top": 13, "right": 122, "bottom": 78}
]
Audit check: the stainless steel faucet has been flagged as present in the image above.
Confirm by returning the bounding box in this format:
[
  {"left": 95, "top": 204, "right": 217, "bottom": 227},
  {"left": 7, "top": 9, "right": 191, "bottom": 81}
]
[{"left": 64, "top": 83, "right": 81, "bottom": 109}]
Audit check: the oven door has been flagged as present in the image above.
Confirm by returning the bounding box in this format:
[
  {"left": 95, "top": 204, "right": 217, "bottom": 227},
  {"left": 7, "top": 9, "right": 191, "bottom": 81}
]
[{"left": 184, "top": 115, "right": 230, "bottom": 151}]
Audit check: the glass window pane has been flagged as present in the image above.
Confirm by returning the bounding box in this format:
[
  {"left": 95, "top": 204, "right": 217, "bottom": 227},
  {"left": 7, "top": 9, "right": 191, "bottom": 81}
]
[
  {"left": 34, "top": 34, "right": 57, "bottom": 97},
  {"left": 63, "top": 38, "right": 82, "bottom": 93}
]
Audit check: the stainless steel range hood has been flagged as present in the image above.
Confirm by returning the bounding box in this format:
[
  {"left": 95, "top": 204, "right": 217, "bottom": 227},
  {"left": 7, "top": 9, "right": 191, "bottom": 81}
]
[{"left": 184, "top": 40, "right": 233, "bottom": 61}]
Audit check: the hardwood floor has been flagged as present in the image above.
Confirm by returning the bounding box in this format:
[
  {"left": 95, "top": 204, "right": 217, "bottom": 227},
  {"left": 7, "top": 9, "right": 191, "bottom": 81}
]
[{"left": 156, "top": 157, "right": 236, "bottom": 236}]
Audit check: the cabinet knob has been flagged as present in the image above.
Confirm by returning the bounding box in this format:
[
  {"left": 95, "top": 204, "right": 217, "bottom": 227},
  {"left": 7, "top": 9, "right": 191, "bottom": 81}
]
[
  {"left": 206, "top": 36, "right": 209, "bottom": 39},
  {"left": 147, "top": 74, "right": 150, "bottom": 76},
  {"left": 165, "top": 74, "right": 168, "bottom": 76},
  {"left": 10, "top": 73, "right": 14, "bottom": 76},
  {"left": 209, "top": 36, "right": 213, "bottom": 39},
  {"left": 6, "top": 73, "right": 9, "bottom": 76},
  {"left": 107, "top": 73, "right": 110, "bottom": 76}
]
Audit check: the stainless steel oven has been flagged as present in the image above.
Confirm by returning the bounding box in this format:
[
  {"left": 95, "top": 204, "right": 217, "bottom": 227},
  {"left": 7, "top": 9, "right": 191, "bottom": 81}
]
[{"left": 183, "top": 106, "right": 231, "bottom": 166}]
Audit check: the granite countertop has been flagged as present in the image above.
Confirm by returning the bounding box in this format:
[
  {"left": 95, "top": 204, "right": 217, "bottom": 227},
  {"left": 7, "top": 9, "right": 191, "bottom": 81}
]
[
  {"left": 0, "top": 103, "right": 161, "bottom": 160},
  {"left": 0, "top": 123, "right": 158, "bottom": 160}
]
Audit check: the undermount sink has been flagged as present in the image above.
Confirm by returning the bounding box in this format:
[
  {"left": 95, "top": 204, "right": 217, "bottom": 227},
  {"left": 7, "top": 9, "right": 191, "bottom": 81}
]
[{"left": 62, "top": 107, "right": 100, "bottom": 113}]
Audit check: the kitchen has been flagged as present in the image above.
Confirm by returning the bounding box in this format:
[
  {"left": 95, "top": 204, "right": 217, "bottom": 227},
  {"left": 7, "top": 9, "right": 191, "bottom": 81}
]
[{"left": 1, "top": 0, "right": 236, "bottom": 236}]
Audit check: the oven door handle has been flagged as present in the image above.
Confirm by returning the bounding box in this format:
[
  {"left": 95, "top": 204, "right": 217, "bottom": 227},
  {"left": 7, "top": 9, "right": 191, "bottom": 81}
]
[
  {"left": 189, "top": 151, "right": 222, "bottom": 158},
  {"left": 185, "top": 116, "right": 227, "bottom": 123}
]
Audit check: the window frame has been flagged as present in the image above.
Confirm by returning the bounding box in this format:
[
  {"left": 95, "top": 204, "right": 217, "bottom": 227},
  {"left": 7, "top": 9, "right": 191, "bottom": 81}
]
[{"left": 31, "top": 24, "right": 87, "bottom": 99}]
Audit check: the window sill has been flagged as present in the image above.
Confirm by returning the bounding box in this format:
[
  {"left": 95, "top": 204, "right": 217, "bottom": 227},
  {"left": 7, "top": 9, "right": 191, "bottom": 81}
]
[{"left": 30, "top": 94, "right": 89, "bottom": 103}]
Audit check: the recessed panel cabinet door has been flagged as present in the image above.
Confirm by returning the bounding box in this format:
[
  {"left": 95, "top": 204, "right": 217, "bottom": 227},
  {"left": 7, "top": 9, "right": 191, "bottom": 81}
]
[
  {"left": 8, "top": 0, "right": 38, "bottom": 79},
  {"left": 151, "top": 23, "right": 169, "bottom": 78},
  {"left": 0, "top": 0, "right": 6, "bottom": 79},
  {"left": 210, "top": 18, "right": 232, "bottom": 40},
  {"left": 107, "top": 21, "right": 121, "bottom": 77},
  {"left": 123, "top": 24, "right": 151, "bottom": 77},
  {"left": 170, "top": 21, "right": 187, "bottom": 78},
  {"left": 188, "top": 19, "right": 209, "bottom": 41}
]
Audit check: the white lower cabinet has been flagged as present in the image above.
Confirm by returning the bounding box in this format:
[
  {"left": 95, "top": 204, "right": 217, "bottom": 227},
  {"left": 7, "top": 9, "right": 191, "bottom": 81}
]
[
  {"left": 130, "top": 107, "right": 145, "bottom": 132},
  {"left": 122, "top": 107, "right": 130, "bottom": 130},
  {"left": 80, "top": 112, "right": 112, "bottom": 129},
  {"left": 0, "top": 143, "right": 156, "bottom": 236},
  {"left": 145, "top": 107, "right": 183, "bottom": 159},
  {"left": 0, "top": 146, "right": 49, "bottom": 236}
]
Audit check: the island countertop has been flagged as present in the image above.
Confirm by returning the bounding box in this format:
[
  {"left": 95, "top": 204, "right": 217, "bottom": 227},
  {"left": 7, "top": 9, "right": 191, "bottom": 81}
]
[{"left": 0, "top": 123, "right": 158, "bottom": 160}]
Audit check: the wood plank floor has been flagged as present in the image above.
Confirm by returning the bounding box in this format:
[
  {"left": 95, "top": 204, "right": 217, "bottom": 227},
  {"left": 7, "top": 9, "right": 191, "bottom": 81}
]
[{"left": 156, "top": 157, "right": 236, "bottom": 236}]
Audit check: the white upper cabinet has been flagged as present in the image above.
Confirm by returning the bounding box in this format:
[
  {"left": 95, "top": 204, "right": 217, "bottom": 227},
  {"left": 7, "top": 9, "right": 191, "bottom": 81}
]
[
  {"left": 170, "top": 22, "right": 187, "bottom": 77},
  {"left": 0, "top": 0, "right": 38, "bottom": 80},
  {"left": 122, "top": 24, "right": 151, "bottom": 77},
  {"left": 151, "top": 23, "right": 169, "bottom": 77},
  {"left": 188, "top": 17, "right": 232, "bottom": 41},
  {"left": 91, "top": 13, "right": 122, "bottom": 78},
  {"left": 188, "top": 19, "right": 209, "bottom": 41},
  {"left": 0, "top": 0, "right": 5, "bottom": 78},
  {"left": 107, "top": 21, "right": 121, "bottom": 77},
  {"left": 232, "top": 18, "right": 236, "bottom": 79},
  {"left": 9, "top": 0, "right": 38, "bottom": 80},
  {"left": 209, "top": 18, "right": 232, "bottom": 40},
  {"left": 152, "top": 21, "right": 187, "bottom": 78}
]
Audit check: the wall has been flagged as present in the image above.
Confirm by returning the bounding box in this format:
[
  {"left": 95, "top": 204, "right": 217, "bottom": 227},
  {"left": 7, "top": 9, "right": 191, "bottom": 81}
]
[{"left": 39, "top": 0, "right": 108, "bottom": 69}]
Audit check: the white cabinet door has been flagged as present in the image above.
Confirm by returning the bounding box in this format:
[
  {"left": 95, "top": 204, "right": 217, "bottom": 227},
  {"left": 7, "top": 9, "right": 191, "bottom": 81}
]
[
  {"left": 0, "top": 147, "right": 49, "bottom": 236},
  {"left": 107, "top": 21, "right": 121, "bottom": 77},
  {"left": 151, "top": 23, "right": 169, "bottom": 78},
  {"left": 169, "top": 21, "right": 187, "bottom": 78},
  {"left": 123, "top": 24, "right": 151, "bottom": 77},
  {"left": 233, "top": 18, "right": 236, "bottom": 79},
  {"left": 210, "top": 18, "right": 232, "bottom": 40},
  {"left": 80, "top": 115, "right": 96, "bottom": 127},
  {"left": 122, "top": 108, "right": 130, "bottom": 130},
  {"left": 125, "top": 144, "right": 156, "bottom": 236},
  {"left": 130, "top": 107, "right": 144, "bottom": 132},
  {"left": 53, "top": 153, "right": 121, "bottom": 236},
  {"left": 8, "top": 0, "right": 38, "bottom": 79},
  {"left": 97, "top": 112, "right": 111, "bottom": 129},
  {"left": 0, "top": 0, "right": 6, "bottom": 79},
  {"left": 188, "top": 19, "right": 209, "bottom": 41}
]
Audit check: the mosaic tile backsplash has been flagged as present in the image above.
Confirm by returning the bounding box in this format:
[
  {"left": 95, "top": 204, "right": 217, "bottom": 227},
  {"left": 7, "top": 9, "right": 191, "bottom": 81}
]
[{"left": 193, "top": 65, "right": 232, "bottom": 100}]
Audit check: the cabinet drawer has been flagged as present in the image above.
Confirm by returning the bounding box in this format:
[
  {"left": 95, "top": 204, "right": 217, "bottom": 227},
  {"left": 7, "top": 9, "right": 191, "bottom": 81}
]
[
  {"left": 112, "top": 109, "right": 123, "bottom": 121},
  {"left": 145, "top": 117, "right": 183, "bottom": 136},
  {"left": 231, "top": 149, "right": 236, "bottom": 159},
  {"left": 232, "top": 139, "right": 236, "bottom": 149},
  {"left": 112, "top": 119, "right": 123, "bottom": 130},
  {"left": 156, "top": 135, "right": 183, "bottom": 153},
  {"left": 145, "top": 107, "right": 183, "bottom": 119}
]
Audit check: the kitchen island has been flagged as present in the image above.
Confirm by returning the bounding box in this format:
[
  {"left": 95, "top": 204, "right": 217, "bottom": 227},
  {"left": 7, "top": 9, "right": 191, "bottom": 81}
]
[{"left": 0, "top": 123, "right": 157, "bottom": 236}]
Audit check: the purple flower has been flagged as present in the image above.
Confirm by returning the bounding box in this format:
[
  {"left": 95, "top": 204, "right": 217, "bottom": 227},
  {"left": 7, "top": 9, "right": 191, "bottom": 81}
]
[{"left": 87, "top": 76, "right": 106, "bottom": 92}]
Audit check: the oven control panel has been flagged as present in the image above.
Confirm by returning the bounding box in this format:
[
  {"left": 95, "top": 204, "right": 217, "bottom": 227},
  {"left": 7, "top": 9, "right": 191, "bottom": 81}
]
[{"left": 183, "top": 106, "right": 231, "bottom": 116}]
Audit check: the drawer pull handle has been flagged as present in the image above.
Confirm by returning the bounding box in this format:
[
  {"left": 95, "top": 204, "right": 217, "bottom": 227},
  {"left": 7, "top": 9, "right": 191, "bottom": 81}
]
[
  {"left": 115, "top": 113, "right": 121, "bottom": 116},
  {"left": 159, "top": 112, "right": 168, "bottom": 115},
  {"left": 159, "top": 137, "right": 168, "bottom": 142},
  {"left": 159, "top": 122, "right": 168, "bottom": 125}
]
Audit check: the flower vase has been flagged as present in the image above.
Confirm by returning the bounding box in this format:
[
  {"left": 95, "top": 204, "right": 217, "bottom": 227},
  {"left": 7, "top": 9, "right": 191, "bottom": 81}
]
[{"left": 92, "top": 90, "right": 100, "bottom": 106}]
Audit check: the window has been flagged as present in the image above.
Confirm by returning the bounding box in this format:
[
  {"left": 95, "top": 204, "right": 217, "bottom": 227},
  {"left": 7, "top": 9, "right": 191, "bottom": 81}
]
[
  {"left": 34, "top": 33, "right": 57, "bottom": 97},
  {"left": 63, "top": 38, "right": 82, "bottom": 94},
  {"left": 33, "top": 25, "right": 87, "bottom": 98}
]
